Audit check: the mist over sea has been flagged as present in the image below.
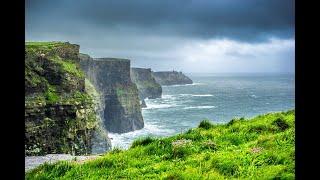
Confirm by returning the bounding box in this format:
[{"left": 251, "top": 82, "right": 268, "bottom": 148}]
[{"left": 109, "top": 73, "right": 295, "bottom": 149}]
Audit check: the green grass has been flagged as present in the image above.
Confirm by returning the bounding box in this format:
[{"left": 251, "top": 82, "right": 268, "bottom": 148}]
[
  {"left": 44, "top": 86, "right": 60, "bottom": 104},
  {"left": 49, "top": 56, "right": 84, "bottom": 78},
  {"left": 25, "top": 41, "right": 66, "bottom": 55},
  {"left": 198, "top": 119, "right": 214, "bottom": 129},
  {"left": 26, "top": 110, "right": 295, "bottom": 179}
]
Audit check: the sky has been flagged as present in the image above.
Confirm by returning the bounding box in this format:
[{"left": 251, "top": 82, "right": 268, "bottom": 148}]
[{"left": 26, "top": 0, "right": 295, "bottom": 73}]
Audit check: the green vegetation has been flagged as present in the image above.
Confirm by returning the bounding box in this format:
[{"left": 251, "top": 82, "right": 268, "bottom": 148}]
[
  {"left": 115, "top": 84, "right": 138, "bottom": 97},
  {"left": 25, "top": 89, "right": 92, "bottom": 107},
  {"left": 49, "top": 55, "right": 84, "bottom": 78},
  {"left": 137, "top": 81, "right": 161, "bottom": 89},
  {"left": 25, "top": 41, "right": 86, "bottom": 105},
  {"left": 25, "top": 41, "right": 66, "bottom": 57},
  {"left": 44, "top": 86, "right": 59, "bottom": 104},
  {"left": 25, "top": 41, "right": 100, "bottom": 156},
  {"left": 115, "top": 87, "right": 125, "bottom": 97},
  {"left": 26, "top": 110, "right": 295, "bottom": 179},
  {"left": 26, "top": 41, "right": 65, "bottom": 46},
  {"left": 131, "top": 136, "right": 157, "bottom": 148},
  {"left": 198, "top": 119, "right": 214, "bottom": 129}
]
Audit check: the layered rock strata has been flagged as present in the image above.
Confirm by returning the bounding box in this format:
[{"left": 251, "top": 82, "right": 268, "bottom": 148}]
[
  {"left": 130, "top": 67, "right": 162, "bottom": 100},
  {"left": 25, "top": 42, "right": 111, "bottom": 156},
  {"left": 80, "top": 55, "right": 144, "bottom": 133}
]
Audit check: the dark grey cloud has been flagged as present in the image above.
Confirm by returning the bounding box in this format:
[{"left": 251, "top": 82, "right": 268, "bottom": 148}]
[
  {"left": 26, "top": 0, "right": 294, "bottom": 42},
  {"left": 26, "top": 0, "right": 295, "bottom": 73}
]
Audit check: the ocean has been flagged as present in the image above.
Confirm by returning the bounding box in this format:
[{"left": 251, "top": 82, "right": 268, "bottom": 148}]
[{"left": 109, "top": 73, "right": 295, "bottom": 149}]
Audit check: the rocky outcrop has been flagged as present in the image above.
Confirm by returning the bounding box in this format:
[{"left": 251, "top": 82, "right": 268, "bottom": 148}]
[
  {"left": 152, "top": 71, "right": 193, "bottom": 85},
  {"left": 80, "top": 55, "right": 144, "bottom": 133},
  {"left": 130, "top": 68, "right": 162, "bottom": 100},
  {"left": 25, "top": 42, "right": 111, "bottom": 156},
  {"left": 140, "top": 99, "right": 147, "bottom": 108}
]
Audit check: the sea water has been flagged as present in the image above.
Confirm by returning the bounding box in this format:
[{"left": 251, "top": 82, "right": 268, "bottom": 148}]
[{"left": 109, "top": 73, "right": 295, "bottom": 149}]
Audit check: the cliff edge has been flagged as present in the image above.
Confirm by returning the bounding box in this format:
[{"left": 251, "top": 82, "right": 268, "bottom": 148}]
[
  {"left": 152, "top": 71, "right": 193, "bottom": 85},
  {"left": 131, "top": 67, "right": 162, "bottom": 100},
  {"left": 25, "top": 42, "right": 111, "bottom": 156},
  {"left": 80, "top": 55, "right": 144, "bottom": 133}
]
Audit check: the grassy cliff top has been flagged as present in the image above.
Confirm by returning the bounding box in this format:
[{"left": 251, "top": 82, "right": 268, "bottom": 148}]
[
  {"left": 26, "top": 41, "right": 66, "bottom": 46},
  {"left": 93, "top": 57, "right": 130, "bottom": 62},
  {"left": 25, "top": 41, "right": 79, "bottom": 58},
  {"left": 26, "top": 41, "right": 70, "bottom": 51},
  {"left": 153, "top": 70, "right": 183, "bottom": 74},
  {"left": 25, "top": 41, "right": 85, "bottom": 104},
  {"left": 26, "top": 110, "right": 295, "bottom": 179},
  {"left": 131, "top": 67, "right": 152, "bottom": 71}
]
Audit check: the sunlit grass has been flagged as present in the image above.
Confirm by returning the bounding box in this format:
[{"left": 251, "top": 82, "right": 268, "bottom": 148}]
[{"left": 26, "top": 110, "right": 295, "bottom": 179}]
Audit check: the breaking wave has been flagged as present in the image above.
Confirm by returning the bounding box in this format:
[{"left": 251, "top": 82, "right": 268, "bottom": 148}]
[{"left": 183, "top": 106, "right": 216, "bottom": 109}]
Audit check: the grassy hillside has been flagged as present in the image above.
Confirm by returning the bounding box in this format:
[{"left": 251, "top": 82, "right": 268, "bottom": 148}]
[{"left": 26, "top": 110, "right": 295, "bottom": 179}]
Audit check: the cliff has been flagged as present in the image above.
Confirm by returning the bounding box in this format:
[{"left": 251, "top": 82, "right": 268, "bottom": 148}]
[
  {"left": 26, "top": 110, "right": 295, "bottom": 179},
  {"left": 130, "top": 68, "right": 162, "bottom": 100},
  {"left": 152, "top": 71, "right": 193, "bottom": 85},
  {"left": 25, "top": 42, "right": 111, "bottom": 156},
  {"left": 80, "top": 54, "right": 144, "bottom": 133}
]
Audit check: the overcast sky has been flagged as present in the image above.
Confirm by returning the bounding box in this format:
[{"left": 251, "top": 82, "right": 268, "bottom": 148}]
[{"left": 26, "top": 0, "right": 295, "bottom": 73}]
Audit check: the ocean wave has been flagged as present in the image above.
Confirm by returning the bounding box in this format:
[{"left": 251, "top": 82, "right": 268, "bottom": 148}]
[
  {"left": 108, "top": 123, "right": 174, "bottom": 149},
  {"left": 177, "top": 94, "right": 213, "bottom": 97},
  {"left": 178, "top": 94, "right": 193, "bottom": 96},
  {"left": 192, "top": 94, "right": 213, "bottom": 97},
  {"left": 183, "top": 105, "right": 216, "bottom": 109},
  {"left": 161, "top": 95, "right": 176, "bottom": 99},
  {"left": 186, "top": 83, "right": 205, "bottom": 86},
  {"left": 143, "top": 103, "right": 177, "bottom": 110},
  {"left": 250, "top": 94, "right": 258, "bottom": 98},
  {"left": 163, "top": 83, "right": 205, "bottom": 87}
]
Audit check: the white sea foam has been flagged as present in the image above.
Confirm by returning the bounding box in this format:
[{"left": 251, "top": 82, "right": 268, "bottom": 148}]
[
  {"left": 162, "top": 95, "right": 175, "bottom": 99},
  {"left": 178, "top": 94, "right": 193, "bottom": 96},
  {"left": 143, "top": 103, "right": 178, "bottom": 110},
  {"left": 183, "top": 106, "right": 216, "bottom": 109},
  {"left": 250, "top": 94, "right": 258, "bottom": 98},
  {"left": 162, "top": 83, "right": 205, "bottom": 87},
  {"left": 108, "top": 123, "right": 174, "bottom": 149},
  {"left": 192, "top": 94, "right": 213, "bottom": 97},
  {"left": 178, "top": 94, "right": 213, "bottom": 97},
  {"left": 185, "top": 83, "right": 205, "bottom": 86},
  {"left": 143, "top": 95, "right": 179, "bottom": 110}
]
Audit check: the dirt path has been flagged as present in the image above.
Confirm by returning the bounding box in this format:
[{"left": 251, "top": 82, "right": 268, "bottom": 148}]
[{"left": 25, "top": 154, "right": 101, "bottom": 172}]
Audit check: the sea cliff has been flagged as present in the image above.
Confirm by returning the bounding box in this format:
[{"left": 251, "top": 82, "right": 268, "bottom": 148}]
[
  {"left": 130, "top": 67, "right": 162, "bottom": 100},
  {"left": 152, "top": 71, "right": 193, "bottom": 85},
  {"left": 25, "top": 42, "right": 111, "bottom": 156},
  {"left": 80, "top": 54, "right": 144, "bottom": 133}
]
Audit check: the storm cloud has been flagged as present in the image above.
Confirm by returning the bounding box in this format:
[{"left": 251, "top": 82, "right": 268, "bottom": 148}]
[{"left": 26, "top": 0, "right": 295, "bottom": 73}]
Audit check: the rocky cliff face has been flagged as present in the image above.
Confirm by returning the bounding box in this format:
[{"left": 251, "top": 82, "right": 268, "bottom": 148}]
[
  {"left": 25, "top": 42, "right": 111, "bottom": 156},
  {"left": 80, "top": 55, "right": 144, "bottom": 133},
  {"left": 152, "top": 71, "right": 193, "bottom": 85},
  {"left": 130, "top": 68, "right": 162, "bottom": 100}
]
